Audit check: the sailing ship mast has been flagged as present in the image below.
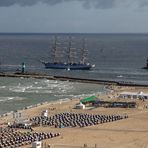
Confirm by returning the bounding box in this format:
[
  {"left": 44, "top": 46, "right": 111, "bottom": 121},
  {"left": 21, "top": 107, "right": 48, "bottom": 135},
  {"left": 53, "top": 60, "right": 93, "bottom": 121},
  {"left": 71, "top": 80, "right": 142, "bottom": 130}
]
[
  {"left": 52, "top": 36, "right": 65, "bottom": 63},
  {"left": 81, "top": 38, "right": 88, "bottom": 64},
  {"left": 67, "top": 36, "right": 78, "bottom": 64},
  {"left": 52, "top": 36, "right": 57, "bottom": 63},
  {"left": 67, "top": 36, "right": 72, "bottom": 64},
  {"left": 42, "top": 35, "right": 94, "bottom": 70}
]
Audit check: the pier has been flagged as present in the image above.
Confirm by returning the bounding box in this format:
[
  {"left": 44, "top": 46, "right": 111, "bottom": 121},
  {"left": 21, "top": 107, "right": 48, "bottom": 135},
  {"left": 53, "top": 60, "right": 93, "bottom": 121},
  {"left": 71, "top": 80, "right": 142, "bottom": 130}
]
[{"left": 0, "top": 72, "right": 148, "bottom": 87}]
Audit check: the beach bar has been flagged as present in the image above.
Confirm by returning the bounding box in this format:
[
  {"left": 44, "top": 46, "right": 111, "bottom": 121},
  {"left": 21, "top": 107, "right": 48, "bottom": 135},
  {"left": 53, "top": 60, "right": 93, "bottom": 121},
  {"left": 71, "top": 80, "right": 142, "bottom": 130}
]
[{"left": 119, "top": 92, "right": 148, "bottom": 100}]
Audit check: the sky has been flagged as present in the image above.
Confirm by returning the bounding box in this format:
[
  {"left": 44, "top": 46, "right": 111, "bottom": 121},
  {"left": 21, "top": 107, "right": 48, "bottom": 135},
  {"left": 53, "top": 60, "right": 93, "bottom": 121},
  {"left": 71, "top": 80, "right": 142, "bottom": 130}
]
[{"left": 0, "top": 0, "right": 148, "bottom": 33}]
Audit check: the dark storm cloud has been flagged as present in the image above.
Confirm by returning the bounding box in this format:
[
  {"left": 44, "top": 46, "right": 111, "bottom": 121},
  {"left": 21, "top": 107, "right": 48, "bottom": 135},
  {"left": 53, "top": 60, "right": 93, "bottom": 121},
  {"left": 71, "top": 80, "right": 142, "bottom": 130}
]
[
  {"left": 0, "top": 0, "right": 39, "bottom": 7},
  {"left": 0, "top": 0, "right": 147, "bottom": 9},
  {"left": 0, "top": 0, "right": 117, "bottom": 8},
  {"left": 0, "top": 0, "right": 67, "bottom": 7}
]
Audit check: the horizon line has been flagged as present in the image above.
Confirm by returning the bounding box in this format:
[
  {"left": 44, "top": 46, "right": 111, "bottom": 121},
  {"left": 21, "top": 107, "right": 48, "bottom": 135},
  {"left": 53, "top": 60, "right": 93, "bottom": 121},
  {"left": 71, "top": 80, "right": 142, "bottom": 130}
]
[{"left": 0, "top": 32, "right": 148, "bottom": 35}]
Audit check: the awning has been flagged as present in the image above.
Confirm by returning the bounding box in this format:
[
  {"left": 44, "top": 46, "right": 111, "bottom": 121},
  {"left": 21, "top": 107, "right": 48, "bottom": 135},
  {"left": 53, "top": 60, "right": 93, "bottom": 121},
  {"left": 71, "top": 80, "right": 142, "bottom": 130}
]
[{"left": 80, "top": 96, "right": 97, "bottom": 104}]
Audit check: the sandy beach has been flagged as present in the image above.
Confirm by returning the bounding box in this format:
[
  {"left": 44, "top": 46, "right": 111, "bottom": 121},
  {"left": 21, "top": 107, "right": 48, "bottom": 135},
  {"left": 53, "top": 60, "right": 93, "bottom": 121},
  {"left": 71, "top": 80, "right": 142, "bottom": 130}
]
[{"left": 1, "top": 85, "right": 148, "bottom": 148}]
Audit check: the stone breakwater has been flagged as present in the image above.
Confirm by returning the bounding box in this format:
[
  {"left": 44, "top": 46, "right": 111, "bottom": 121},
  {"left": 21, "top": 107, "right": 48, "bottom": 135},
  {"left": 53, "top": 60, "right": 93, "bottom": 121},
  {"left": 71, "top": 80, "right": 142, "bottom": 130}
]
[{"left": 1, "top": 72, "right": 147, "bottom": 87}]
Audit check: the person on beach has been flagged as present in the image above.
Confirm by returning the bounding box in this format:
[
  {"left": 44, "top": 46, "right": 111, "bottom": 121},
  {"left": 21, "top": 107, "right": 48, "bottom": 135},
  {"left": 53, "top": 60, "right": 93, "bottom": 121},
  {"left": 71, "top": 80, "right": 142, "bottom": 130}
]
[{"left": 30, "top": 127, "right": 33, "bottom": 132}]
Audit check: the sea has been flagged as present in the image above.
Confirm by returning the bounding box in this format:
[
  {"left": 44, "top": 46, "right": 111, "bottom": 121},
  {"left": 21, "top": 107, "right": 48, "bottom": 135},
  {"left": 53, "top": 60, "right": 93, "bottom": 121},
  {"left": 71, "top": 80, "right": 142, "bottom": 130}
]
[{"left": 0, "top": 33, "right": 148, "bottom": 114}]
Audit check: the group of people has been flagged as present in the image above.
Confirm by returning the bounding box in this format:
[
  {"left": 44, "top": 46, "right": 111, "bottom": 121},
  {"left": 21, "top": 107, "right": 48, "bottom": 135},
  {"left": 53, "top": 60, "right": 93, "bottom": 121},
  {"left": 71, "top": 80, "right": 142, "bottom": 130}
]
[
  {"left": 30, "top": 112, "right": 128, "bottom": 128},
  {"left": 0, "top": 127, "right": 60, "bottom": 148}
]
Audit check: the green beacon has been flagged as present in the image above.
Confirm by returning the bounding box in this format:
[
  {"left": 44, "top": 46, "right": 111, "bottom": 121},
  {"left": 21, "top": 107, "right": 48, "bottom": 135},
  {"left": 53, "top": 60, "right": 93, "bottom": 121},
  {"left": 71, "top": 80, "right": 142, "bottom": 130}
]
[{"left": 21, "top": 62, "right": 25, "bottom": 73}]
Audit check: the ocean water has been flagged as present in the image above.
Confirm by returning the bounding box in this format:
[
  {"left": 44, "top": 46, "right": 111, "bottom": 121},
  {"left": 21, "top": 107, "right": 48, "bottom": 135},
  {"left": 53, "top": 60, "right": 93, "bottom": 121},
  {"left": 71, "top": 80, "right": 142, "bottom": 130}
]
[
  {"left": 0, "top": 33, "right": 148, "bottom": 114},
  {"left": 0, "top": 77, "right": 105, "bottom": 115},
  {"left": 0, "top": 33, "right": 148, "bottom": 84}
]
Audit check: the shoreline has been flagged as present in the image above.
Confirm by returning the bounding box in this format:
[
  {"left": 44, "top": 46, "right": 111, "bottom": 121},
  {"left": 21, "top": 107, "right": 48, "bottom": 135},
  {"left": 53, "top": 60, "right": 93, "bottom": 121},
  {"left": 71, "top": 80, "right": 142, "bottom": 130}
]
[
  {"left": 0, "top": 71, "right": 146, "bottom": 118},
  {"left": 0, "top": 73, "right": 109, "bottom": 118},
  {"left": 0, "top": 97, "right": 78, "bottom": 127},
  {"left": 0, "top": 80, "right": 146, "bottom": 120},
  {"left": 0, "top": 98, "right": 72, "bottom": 118},
  {"left": 0, "top": 87, "right": 109, "bottom": 118}
]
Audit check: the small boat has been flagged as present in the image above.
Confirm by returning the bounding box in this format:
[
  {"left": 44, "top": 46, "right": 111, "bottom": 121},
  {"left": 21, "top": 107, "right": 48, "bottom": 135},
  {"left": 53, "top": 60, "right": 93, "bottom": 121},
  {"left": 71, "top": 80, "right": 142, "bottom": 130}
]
[
  {"left": 42, "top": 36, "right": 95, "bottom": 70},
  {"left": 117, "top": 75, "right": 123, "bottom": 78}
]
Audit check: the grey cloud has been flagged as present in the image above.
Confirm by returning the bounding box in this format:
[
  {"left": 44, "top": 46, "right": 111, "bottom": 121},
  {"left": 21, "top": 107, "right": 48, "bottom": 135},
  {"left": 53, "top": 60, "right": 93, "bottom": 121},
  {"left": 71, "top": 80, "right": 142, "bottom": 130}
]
[
  {"left": 43, "top": 0, "right": 65, "bottom": 6},
  {"left": 139, "top": 0, "right": 148, "bottom": 7},
  {"left": 0, "top": 0, "right": 39, "bottom": 7},
  {"left": 0, "top": 0, "right": 117, "bottom": 8},
  {"left": 81, "top": 0, "right": 116, "bottom": 9},
  {"left": 0, "top": 0, "right": 66, "bottom": 7},
  {"left": 0, "top": 0, "right": 147, "bottom": 9}
]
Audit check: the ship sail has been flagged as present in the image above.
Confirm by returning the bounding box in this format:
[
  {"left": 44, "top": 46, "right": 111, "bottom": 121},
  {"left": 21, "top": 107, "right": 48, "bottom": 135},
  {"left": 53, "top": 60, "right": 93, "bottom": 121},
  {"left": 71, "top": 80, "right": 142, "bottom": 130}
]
[
  {"left": 80, "top": 38, "right": 89, "bottom": 64},
  {"left": 42, "top": 36, "right": 95, "bottom": 70}
]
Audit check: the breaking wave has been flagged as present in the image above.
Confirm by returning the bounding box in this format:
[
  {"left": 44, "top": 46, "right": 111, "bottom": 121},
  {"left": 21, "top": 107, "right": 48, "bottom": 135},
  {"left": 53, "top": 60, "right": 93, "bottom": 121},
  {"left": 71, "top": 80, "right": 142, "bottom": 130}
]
[
  {"left": 0, "top": 77, "right": 105, "bottom": 114},
  {"left": 0, "top": 96, "right": 25, "bottom": 102}
]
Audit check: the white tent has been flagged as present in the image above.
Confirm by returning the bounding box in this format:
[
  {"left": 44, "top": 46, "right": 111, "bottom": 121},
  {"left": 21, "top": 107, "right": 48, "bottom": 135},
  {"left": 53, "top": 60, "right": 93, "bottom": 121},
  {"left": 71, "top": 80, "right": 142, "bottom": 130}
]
[
  {"left": 41, "top": 110, "right": 48, "bottom": 117},
  {"left": 75, "top": 103, "right": 85, "bottom": 109},
  {"left": 119, "top": 92, "right": 148, "bottom": 100}
]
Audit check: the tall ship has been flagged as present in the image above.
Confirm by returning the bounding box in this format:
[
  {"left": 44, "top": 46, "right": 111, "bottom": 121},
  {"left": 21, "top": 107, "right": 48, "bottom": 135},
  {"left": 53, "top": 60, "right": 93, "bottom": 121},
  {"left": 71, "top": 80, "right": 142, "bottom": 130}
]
[{"left": 42, "top": 36, "right": 95, "bottom": 70}]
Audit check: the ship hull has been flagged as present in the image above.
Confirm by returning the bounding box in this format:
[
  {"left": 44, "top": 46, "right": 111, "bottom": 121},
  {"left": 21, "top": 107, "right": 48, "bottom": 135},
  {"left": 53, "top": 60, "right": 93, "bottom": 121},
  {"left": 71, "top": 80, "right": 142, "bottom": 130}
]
[
  {"left": 143, "top": 67, "right": 148, "bottom": 69},
  {"left": 43, "top": 62, "right": 92, "bottom": 70}
]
